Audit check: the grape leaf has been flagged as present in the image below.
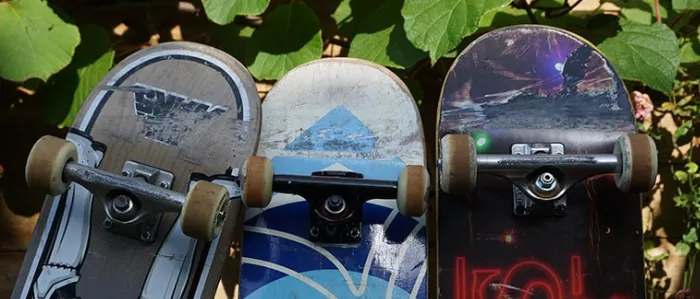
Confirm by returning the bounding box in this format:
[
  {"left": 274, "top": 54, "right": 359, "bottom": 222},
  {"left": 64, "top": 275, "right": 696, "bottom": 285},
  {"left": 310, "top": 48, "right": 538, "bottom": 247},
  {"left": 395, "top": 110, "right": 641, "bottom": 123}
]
[
  {"left": 673, "top": 0, "right": 700, "bottom": 11},
  {"left": 675, "top": 170, "right": 689, "bottom": 183},
  {"left": 676, "top": 241, "right": 691, "bottom": 256},
  {"left": 683, "top": 227, "right": 698, "bottom": 243},
  {"left": 478, "top": 4, "right": 587, "bottom": 32},
  {"left": 680, "top": 39, "right": 700, "bottom": 63},
  {"left": 202, "top": 0, "right": 270, "bottom": 25},
  {"left": 246, "top": 3, "right": 323, "bottom": 80},
  {"left": 532, "top": 0, "right": 567, "bottom": 8},
  {"left": 596, "top": 20, "right": 680, "bottom": 93},
  {"left": 346, "top": 0, "right": 426, "bottom": 69},
  {"left": 216, "top": 24, "right": 255, "bottom": 62},
  {"left": 0, "top": 0, "right": 80, "bottom": 82},
  {"left": 42, "top": 24, "right": 115, "bottom": 128},
  {"left": 401, "top": 0, "right": 511, "bottom": 63},
  {"left": 680, "top": 27, "right": 700, "bottom": 63},
  {"left": 620, "top": 0, "right": 669, "bottom": 25},
  {"left": 332, "top": 0, "right": 353, "bottom": 31}
]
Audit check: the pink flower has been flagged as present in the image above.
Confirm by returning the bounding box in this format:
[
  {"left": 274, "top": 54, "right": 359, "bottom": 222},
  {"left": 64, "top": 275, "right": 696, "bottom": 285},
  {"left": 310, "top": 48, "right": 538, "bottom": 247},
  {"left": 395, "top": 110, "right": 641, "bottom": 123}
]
[{"left": 632, "top": 91, "right": 653, "bottom": 121}]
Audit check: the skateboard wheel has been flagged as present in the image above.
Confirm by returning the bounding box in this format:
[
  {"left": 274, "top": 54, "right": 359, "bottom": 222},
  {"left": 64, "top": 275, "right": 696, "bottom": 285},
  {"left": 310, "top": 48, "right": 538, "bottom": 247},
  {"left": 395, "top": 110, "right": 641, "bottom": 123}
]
[
  {"left": 439, "top": 134, "right": 477, "bottom": 195},
  {"left": 241, "top": 156, "right": 273, "bottom": 208},
  {"left": 397, "top": 165, "right": 429, "bottom": 217},
  {"left": 181, "top": 180, "right": 230, "bottom": 241},
  {"left": 614, "top": 133, "right": 658, "bottom": 193},
  {"left": 25, "top": 135, "right": 78, "bottom": 196}
]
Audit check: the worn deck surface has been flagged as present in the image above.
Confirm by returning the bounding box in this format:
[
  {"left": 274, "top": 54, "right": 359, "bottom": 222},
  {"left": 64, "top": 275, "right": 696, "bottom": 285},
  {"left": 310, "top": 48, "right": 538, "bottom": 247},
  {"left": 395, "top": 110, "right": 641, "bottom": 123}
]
[
  {"left": 13, "top": 41, "right": 261, "bottom": 299},
  {"left": 435, "top": 25, "right": 645, "bottom": 299},
  {"left": 238, "top": 58, "right": 429, "bottom": 298}
]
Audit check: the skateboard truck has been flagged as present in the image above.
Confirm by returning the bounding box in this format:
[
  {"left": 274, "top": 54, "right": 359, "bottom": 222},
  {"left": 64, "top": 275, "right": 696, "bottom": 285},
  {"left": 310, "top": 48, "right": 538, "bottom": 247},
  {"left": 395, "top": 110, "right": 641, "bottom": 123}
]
[
  {"left": 239, "top": 156, "right": 429, "bottom": 244},
  {"left": 439, "top": 133, "right": 658, "bottom": 217},
  {"left": 101, "top": 161, "right": 174, "bottom": 243},
  {"left": 510, "top": 143, "right": 568, "bottom": 216},
  {"left": 25, "top": 135, "right": 231, "bottom": 242}
]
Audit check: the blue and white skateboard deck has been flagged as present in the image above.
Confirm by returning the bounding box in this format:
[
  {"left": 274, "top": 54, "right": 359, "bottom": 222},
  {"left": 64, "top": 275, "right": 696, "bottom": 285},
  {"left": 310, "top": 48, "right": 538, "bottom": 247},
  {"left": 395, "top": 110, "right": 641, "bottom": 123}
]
[{"left": 239, "top": 58, "right": 429, "bottom": 298}]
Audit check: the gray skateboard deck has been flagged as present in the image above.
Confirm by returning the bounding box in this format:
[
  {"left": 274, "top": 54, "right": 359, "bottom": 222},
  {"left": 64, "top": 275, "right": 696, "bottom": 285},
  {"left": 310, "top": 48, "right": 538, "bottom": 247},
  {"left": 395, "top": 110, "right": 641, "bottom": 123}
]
[{"left": 13, "top": 41, "right": 261, "bottom": 299}]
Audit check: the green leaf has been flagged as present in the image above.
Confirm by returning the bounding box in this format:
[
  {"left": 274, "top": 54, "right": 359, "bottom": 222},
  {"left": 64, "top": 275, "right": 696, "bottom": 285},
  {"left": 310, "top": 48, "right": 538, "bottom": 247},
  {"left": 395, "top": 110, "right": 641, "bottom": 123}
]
[
  {"left": 673, "top": 0, "right": 700, "bottom": 11},
  {"left": 683, "top": 227, "right": 698, "bottom": 243},
  {"left": 332, "top": 0, "right": 353, "bottom": 32},
  {"left": 42, "top": 24, "right": 114, "bottom": 128},
  {"left": 644, "top": 239, "right": 656, "bottom": 250},
  {"left": 675, "top": 120, "right": 692, "bottom": 138},
  {"left": 674, "top": 194, "right": 690, "bottom": 207},
  {"left": 216, "top": 24, "right": 255, "bottom": 61},
  {"left": 202, "top": 0, "right": 270, "bottom": 25},
  {"left": 680, "top": 39, "right": 700, "bottom": 63},
  {"left": 676, "top": 241, "right": 691, "bottom": 256},
  {"left": 245, "top": 3, "right": 323, "bottom": 80},
  {"left": 596, "top": 20, "right": 680, "bottom": 93},
  {"left": 0, "top": 0, "right": 80, "bottom": 82},
  {"left": 532, "top": 0, "right": 567, "bottom": 8},
  {"left": 643, "top": 241, "right": 670, "bottom": 261},
  {"left": 478, "top": 4, "right": 588, "bottom": 32},
  {"left": 686, "top": 162, "right": 699, "bottom": 174},
  {"left": 401, "top": 0, "right": 511, "bottom": 63},
  {"left": 346, "top": 0, "right": 426, "bottom": 69},
  {"left": 620, "top": 0, "right": 669, "bottom": 25},
  {"left": 675, "top": 170, "right": 689, "bottom": 183}
]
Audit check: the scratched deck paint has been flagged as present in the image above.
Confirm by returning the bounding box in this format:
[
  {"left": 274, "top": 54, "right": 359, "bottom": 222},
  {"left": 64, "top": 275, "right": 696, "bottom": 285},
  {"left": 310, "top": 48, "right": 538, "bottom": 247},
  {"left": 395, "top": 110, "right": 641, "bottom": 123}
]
[
  {"left": 435, "top": 25, "right": 645, "bottom": 299},
  {"left": 13, "top": 42, "right": 261, "bottom": 299},
  {"left": 239, "top": 58, "right": 429, "bottom": 298}
]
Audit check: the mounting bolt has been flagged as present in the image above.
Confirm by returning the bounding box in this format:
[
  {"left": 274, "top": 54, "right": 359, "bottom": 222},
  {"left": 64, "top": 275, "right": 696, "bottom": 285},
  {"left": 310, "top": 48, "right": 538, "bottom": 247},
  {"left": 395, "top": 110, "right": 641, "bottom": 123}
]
[
  {"left": 111, "top": 195, "right": 136, "bottom": 220},
  {"left": 103, "top": 219, "right": 113, "bottom": 229},
  {"left": 535, "top": 172, "right": 558, "bottom": 193},
  {"left": 554, "top": 204, "right": 567, "bottom": 216},
  {"left": 350, "top": 228, "right": 360, "bottom": 239},
  {"left": 324, "top": 195, "right": 346, "bottom": 214},
  {"left": 309, "top": 226, "right": 319, "bottom": 238}
]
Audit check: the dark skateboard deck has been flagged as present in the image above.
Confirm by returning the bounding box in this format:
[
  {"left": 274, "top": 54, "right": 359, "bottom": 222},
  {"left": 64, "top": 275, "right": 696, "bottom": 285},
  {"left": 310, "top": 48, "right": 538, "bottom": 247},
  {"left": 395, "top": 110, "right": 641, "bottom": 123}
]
[
  {"left": 435, "top": 25, "right": 653, "bottom": 299},
  {"left": 13, "top": 42, "right": 261, "bottom": 299},
  {"left": 238, "top": 58, "right": 430, "bottom": 298}
]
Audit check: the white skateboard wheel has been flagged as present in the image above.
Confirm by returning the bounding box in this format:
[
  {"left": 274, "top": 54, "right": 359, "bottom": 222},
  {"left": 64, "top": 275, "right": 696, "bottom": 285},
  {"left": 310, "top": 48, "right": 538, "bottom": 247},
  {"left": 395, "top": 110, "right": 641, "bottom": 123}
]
[
  {"left": 181, "top": 180, "right": 229, "bottom": 241},
  {"left": 240, "top": 156, "right": 274, "bottom": 208},
  {"left": 439, "top": 134, "right": 477, "bottom": 196},
  {"left": 396, "top": 165, "right": 429, "bottom": 217},
  {"left": 25, "top": 135, "right": 78, "bottom": 196},
  {"left": 614, "top": 133, "right": 658, "bottom": 193}
]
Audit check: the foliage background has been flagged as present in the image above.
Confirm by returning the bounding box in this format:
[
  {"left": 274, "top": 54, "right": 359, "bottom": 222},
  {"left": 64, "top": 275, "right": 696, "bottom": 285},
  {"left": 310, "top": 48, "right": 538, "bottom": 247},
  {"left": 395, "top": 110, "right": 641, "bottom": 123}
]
[{"left": 0, "top": 0, "right": 698, "bottom": 297}]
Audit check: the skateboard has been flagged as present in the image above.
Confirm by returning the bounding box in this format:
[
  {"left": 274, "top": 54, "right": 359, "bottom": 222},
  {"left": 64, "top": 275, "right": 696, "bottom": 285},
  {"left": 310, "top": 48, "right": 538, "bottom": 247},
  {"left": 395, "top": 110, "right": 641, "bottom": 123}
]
[
  {"left": 236, "top": 58, "right": 431, "bottom": 298},
  {"left": 13, "top": 41, "right": 261, "bottom": 299},
  {"left": 434, "top": 25, "right": 658, "bottom": 298}
]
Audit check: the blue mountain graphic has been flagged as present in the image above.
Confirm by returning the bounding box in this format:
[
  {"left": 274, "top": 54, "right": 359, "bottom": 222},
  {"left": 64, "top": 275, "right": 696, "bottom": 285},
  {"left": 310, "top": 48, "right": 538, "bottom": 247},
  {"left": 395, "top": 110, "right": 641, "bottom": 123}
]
[{"left": 285, "top": 106, "right": 377, "bottom": 153}]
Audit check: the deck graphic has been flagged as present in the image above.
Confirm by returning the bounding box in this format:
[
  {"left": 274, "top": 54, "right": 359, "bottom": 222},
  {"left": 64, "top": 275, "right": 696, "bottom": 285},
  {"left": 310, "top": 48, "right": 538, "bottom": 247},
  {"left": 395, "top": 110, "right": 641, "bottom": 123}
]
[
  {"left": 437, "top": 25, "right": 644, "bottom": 299},
  {"left": 285, "top": 106, "right": 378, "bottom": 153},
  {"left": 241, "top": 104, "right": 427, "bottom": 298}
]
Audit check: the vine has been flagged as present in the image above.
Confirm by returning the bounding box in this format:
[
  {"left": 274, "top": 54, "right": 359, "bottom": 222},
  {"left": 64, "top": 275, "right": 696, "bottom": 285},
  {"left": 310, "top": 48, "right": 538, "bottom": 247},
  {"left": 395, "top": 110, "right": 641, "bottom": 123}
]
[{"left": 0, "top": 0, "right": 699, "bottom": 296}]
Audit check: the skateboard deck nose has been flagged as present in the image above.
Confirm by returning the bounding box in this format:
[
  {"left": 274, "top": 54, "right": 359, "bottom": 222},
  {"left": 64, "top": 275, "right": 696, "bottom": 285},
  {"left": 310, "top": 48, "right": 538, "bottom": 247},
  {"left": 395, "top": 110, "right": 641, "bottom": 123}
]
[{"left": 14, "top": 41, "right": 262, "bottom": 299}]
